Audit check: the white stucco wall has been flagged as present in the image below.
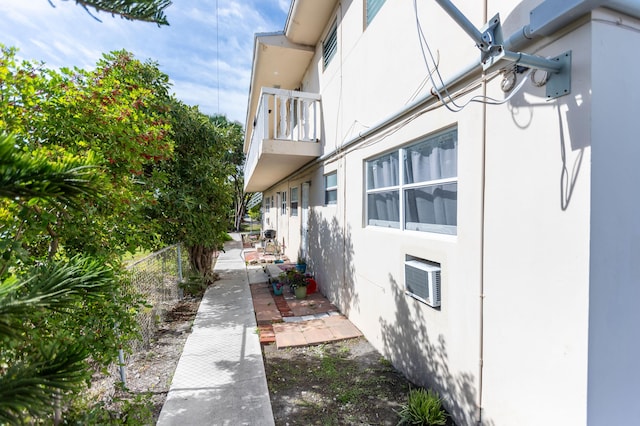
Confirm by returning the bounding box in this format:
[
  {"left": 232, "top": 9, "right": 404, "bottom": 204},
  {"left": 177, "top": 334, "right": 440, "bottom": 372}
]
[
  {"left": 481, "top": 20, "right": 592, "bottom": 424},
  {"left": 299, "top": 1, "right": 487, "bottom": 423},
  {"left": 587, "top": 10, "right": 640, "bottom": 424},
  {"left": 255, "top": 1, "right": 640, "bottom": 424}
]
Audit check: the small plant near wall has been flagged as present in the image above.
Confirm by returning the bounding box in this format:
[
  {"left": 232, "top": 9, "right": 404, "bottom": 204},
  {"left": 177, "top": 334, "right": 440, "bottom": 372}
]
[
  {"left": 396, "top": 388, "right": 447, "bottom": 425},
  {"left": 271, "top": 278, "right": 284, "bottom": 296},
  {"left": 295, "top": 255, "right": 307, "bottom": 272}
]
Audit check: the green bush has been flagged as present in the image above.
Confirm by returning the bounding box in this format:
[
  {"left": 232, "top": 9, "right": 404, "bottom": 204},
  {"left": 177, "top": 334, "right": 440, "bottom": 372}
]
[
  {"left": 62, "top": 390, "right": 154, "bottom": 425},
  {"left": 397, "top": 388, "right": 447, "bottom": 425},
  {"left": 179, "top": 274, "right": 208, "bottom": 297}
]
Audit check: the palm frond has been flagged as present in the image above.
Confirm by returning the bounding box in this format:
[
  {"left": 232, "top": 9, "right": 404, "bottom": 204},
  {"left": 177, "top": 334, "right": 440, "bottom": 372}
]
[
  {"left": 0, "top": 342, "right": 89, "bottom": 424},
  {"left": 0, "top": 133, "right": 101, "bottom": 208},
  {"left": 72, "top": 0, "right": 172, "bottom": 25},
  {"left": 0, "top": 255, "right": 115, "bottom": 338}
]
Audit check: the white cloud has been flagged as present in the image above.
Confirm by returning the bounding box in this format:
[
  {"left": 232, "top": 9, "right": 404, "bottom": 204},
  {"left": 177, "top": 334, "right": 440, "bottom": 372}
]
[{"left": 0, "top": 0, "right": 288, "bottom": 124}]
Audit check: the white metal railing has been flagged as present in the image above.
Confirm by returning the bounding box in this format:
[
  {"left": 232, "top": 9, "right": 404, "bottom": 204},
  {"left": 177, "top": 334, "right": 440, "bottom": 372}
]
[{"left": 245, "top": 88, "right": 321, "bottom": 180}]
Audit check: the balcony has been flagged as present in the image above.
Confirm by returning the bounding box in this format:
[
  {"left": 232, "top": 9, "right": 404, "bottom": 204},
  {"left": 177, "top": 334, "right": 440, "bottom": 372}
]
[{"left": 244, "top": 88, "right": 322, "bottom": 192}]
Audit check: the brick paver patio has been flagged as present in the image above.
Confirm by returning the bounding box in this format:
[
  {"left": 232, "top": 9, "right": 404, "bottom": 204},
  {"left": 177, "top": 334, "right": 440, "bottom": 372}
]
[{"left": 248, "top": 264, "right": 362, "bottom": 348}]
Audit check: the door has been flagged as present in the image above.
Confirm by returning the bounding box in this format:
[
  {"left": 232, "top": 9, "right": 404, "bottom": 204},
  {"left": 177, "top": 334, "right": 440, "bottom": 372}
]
[{"left": 301, "top": 182, "right": 310, "bottom": 259}]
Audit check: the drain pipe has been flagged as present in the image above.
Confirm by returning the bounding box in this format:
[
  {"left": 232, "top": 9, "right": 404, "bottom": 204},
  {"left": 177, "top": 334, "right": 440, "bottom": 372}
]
[{"left": 477, "top": 0, "right": 488, "bottom": 421}]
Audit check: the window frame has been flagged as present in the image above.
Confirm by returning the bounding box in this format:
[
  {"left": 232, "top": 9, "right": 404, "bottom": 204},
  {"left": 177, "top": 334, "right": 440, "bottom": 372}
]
[
  {"left": 290, "top": 187, "right": 299, "bottom": 216},
  {"left": 365, "top": 0, "right": 386, "bottom": 28},
  {"left": 322, "top": 19, "right": 338, "bottom": 70},
  {"left": 324, "top": 172, "right": 338, "bottom": 206},
  {"left": 365, "top": 128, "right": 458, "bottom": 235}
]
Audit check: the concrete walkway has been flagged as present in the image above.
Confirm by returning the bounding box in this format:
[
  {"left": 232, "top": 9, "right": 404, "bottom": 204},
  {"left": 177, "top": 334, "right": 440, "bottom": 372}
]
[{"left": 157, "top": 234, "right": 274, "bottom": 426}]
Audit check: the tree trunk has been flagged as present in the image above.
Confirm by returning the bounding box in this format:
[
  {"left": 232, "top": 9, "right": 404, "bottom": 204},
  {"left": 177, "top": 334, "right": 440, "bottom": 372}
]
[
  {"left": 187, "top": 244, "right": 216, "bottom": 283},
  {"left": 234, "top": 191, "right": 251, "bottom": 231}
]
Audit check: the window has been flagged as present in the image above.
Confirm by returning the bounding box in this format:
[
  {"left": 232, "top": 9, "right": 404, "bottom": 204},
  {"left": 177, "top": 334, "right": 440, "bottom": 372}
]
[
  {"left": 325, "top": 172, "right": 338, "bottom": 205},
  {"left": 366, "top": 128, "right": 457, "bottom": 235},
  {"left": 290, "top": 187, "right": 299, "bottom": 216},
  {"left": 366, "top": 0, "right": 386, "bottom": 27},
  {"left": 281, "top": 191, "right": 287, "bottom": 215},
  {"left": 323, "top": 20, "right": 337, "bottom": 69}
]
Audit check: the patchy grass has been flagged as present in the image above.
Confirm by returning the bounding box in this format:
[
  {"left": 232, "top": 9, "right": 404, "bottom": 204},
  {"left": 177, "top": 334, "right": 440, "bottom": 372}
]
[{"left": 263, "top": 337, "right": 412, "bottom": 425}]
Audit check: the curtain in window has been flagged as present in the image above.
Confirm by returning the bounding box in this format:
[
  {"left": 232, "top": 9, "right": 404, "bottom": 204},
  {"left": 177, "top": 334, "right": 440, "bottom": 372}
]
[
  {"left": 404, "top": 133, "right": 457, "bottom": 184},
  {"left": 367, "top": 191, "right": 400, "bottom": 228},
  {"left": 367, "top": 152, "right": 398, "bottom": 189},
  {"left": 405, "top": 184, "right": 457, "bottom": 232},
  {"left": 366, "top": 152, "right": 399, "bottom": 226}
]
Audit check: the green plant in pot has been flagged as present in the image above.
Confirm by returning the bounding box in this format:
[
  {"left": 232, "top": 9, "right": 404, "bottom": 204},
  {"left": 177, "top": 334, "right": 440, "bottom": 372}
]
[
  {"left": 295, "top": 256, "right": 307, "bottom": 273},
  {"left": 288, "top": 269, "right": 308, "bottom": 299},
  {"left": 271, "top": 278, "right": 284, "bottom": 296}
]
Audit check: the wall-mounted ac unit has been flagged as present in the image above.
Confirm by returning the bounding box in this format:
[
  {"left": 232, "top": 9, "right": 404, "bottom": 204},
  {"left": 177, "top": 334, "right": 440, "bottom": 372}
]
[{"left": 404, "top": 260, "right": 441, "bottom": 308}]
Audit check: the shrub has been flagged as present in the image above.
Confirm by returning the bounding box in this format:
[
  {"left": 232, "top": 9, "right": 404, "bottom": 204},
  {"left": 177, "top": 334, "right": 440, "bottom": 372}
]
[
  {"left": 179, "top": 274, "right": 208, "bottom": 297},
  {"left": 397, "top": 388, "right": 447, "bottom": 425}
]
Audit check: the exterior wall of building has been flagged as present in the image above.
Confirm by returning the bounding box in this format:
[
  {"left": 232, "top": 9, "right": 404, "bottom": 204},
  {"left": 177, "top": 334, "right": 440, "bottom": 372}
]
[
  {"left": 295, "top": 1, "right": 488, "bottom": 423},
  {"left": 481, "top": 19, "right": 593, "bottom": 425},
  {"left": 587, "top": 10, "right": 640, "bottom": 423},
  {"left": 255, "top": 1, "right": 639, "bottom": 424}
]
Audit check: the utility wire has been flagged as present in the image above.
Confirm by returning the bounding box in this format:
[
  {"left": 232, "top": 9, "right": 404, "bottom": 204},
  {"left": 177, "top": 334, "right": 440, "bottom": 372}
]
[{"left": 413, "top": 0, "right": 531, "bottom": 112}]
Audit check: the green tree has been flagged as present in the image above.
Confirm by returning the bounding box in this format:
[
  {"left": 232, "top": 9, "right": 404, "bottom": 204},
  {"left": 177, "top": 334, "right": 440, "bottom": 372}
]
[
  {"left": 0, "top": 47, "right": 169, "bottom": 421},
  {"left": 153, "top": 103, "right": 234, "bottom": 281},
  {"left": 1, "top": 46, "right": 173, "bottom": 263},
  {"left": 216, "top": 116, "right": 251, "bottom": 232},
  {"left": 0, "top": 133, "right": 141, "bottom": 422}
]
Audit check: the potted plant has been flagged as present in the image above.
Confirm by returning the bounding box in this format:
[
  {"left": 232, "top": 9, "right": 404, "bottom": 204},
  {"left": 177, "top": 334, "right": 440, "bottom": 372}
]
[
  {"left": 295, "top": 256, "right": 307, "bottom": 273},
  {"left": 271, "top": 278, "right": 284, "bottom": 296},
  {"left": 288, "top": 269, "right": 308, "bottom": 299}
]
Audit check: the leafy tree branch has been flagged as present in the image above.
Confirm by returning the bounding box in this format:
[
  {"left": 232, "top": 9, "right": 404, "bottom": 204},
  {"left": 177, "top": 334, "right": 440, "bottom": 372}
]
[{"left": 49, "top": 0, "right": 172, "bottom": 25}]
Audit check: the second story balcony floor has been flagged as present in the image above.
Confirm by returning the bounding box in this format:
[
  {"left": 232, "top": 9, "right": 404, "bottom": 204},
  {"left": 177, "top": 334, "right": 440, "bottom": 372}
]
[{"left": 244, "top": 87, "right": 322, "bottom": 192}]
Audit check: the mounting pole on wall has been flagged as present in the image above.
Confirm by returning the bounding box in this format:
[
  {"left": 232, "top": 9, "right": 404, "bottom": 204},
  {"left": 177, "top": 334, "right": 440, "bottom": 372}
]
[{"left": 434, "top": 0, "right": 572, "bottom": 99}]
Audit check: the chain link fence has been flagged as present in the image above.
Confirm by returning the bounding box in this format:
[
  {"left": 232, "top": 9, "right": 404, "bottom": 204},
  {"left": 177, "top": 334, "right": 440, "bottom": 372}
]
[{"left": 125, "top": 244, "right": 188, "bottom": 353}]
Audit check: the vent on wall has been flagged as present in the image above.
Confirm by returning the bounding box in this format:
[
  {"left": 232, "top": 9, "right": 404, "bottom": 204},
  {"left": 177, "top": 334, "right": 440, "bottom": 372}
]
[{"left": 404, "top": 259, "right": 441, "bottom": 308}]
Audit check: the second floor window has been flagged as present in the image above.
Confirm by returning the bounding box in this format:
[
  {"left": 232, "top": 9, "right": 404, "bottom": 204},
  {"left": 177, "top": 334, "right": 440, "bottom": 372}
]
[
  {"left": 366, "top": 0, "right": 386, "bottom": 27},
  {"left": 323, "top": 20, "right": 338, "bottom": 69}
]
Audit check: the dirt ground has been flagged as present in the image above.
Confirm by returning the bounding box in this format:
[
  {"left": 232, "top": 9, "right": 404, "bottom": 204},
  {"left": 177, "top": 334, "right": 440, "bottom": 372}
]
[
  {"left": 87, "top": 297, "right": 202, "bottom": 422},
  {"left": 100, "top": 297, "right": 435, "bottom": 425},
  {"left": 263, "top": 337, "right": 413, "bottom": 425},
  {"left": 130, "top": 298, "right": 202, "bottom": 420}
]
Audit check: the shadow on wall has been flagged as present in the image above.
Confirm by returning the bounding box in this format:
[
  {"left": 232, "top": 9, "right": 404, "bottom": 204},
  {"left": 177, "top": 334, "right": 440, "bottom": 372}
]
[
  {"left": 307, "top": 209, "right": 359, "bottom": 316},
  {"left": 506, "top": 64, "right": 588, "bottom": 213},
  {"left": 379, "top": 274, "right": 495, "bottom": 426}
]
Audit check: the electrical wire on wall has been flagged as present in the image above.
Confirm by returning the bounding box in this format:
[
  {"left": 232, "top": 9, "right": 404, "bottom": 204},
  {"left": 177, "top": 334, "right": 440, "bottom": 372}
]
[
  {"left": 301, "top": 0, "right": 539, "bottom": 176},
  {"left": 413, "top": 0, "right": 531, "bottom": 112}
]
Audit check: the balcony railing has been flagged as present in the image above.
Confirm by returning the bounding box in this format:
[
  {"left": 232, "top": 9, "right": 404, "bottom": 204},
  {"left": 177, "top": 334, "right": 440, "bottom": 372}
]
[{"left": 244, "top": 88, "right": 322, "bottom": 192}]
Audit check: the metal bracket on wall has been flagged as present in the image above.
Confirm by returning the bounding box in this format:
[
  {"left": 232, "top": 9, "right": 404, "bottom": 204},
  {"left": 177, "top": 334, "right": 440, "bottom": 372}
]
[
  {"left": 545, "top": 51, "right": 571, "bottom": 99},
  {"left": 435, "top": 0, "right": 572, "bottom": 100}
]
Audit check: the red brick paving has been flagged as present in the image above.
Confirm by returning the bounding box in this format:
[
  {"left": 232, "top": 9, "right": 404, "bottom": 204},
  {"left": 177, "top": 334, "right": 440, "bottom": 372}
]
[
  {"left": 248, "top": 256, "right": 362, "bottom": 348},
  {"left": 272, "top": 294, "right": 294, "bottom": 317}
]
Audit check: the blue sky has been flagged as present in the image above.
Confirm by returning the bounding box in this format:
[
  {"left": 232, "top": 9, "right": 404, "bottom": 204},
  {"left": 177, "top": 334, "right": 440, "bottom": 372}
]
[{"left": 0, "top": 0, "right": 289, "bottom": 124}]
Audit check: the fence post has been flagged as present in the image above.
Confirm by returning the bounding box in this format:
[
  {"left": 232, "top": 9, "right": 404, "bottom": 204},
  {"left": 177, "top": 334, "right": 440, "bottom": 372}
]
[
  {"left": 177, "top": 244, "right": 184, "bottom": 299},
  {"left": 118, "top": 347, "right": 127, "bottom": 387}
]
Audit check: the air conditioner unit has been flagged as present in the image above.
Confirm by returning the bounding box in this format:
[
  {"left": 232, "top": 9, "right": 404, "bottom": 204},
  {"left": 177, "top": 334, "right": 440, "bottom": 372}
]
[{"left": 404, "top": 260, "right": 441, "bottom": 308}]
